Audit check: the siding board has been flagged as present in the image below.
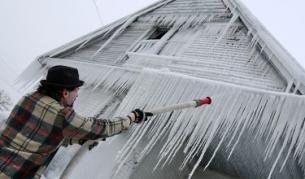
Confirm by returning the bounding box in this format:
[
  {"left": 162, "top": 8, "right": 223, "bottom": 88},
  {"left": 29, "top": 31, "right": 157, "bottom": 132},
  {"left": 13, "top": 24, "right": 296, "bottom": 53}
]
[{"left": 63, "top": 26, "right": 147, "bottom": 65}]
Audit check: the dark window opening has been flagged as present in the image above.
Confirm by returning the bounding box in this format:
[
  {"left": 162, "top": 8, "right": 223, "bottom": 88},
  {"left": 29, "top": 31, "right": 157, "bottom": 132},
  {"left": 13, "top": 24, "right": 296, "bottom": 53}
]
[
  {"left": 289, "top": 83, "right": 303, "bottom": 95},
  {"left": 148, "top": 28, "right": 169, "bottom": 40},
  {"left": 290, "top": 83, "right": 296, "bottom": 93}
]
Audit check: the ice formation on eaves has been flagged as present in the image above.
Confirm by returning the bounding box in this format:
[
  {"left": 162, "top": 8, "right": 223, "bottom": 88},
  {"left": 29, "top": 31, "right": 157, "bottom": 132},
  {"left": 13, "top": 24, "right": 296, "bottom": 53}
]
[
  {"left": 16, "top": 59, "right": 305, "bottom": 179},
  {"left": 111, "top": 69, "right": 305, "bottom": 179}
]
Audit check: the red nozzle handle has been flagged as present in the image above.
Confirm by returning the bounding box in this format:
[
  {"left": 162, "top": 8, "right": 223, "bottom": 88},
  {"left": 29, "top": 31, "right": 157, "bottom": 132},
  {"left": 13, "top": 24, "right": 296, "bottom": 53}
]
[{"left": 195, "top": 97, "right": 212, "bottom": 107}]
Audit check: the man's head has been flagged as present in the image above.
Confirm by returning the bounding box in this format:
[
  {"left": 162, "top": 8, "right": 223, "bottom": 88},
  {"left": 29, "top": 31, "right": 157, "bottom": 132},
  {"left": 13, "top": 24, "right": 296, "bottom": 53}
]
[
  {"left": 61, "top": 87, "right": 79, "bottom": 107},
  {"left": 39, "top": 65, "right": 84, "bottom": 106}
]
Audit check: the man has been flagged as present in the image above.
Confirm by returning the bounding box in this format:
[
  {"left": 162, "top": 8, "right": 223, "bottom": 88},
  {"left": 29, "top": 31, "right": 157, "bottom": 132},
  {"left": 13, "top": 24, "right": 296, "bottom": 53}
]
[{"left": 0, "top": 65, "right": 152, "bottom": 178}]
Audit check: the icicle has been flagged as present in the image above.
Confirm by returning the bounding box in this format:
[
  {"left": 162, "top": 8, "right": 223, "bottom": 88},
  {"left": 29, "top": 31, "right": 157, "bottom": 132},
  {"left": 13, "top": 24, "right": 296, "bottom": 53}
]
[
  {"left": 91, "top": 17, "right": 137, "bottom": 58},
  {"left": 247, "top": 33, "right": 259, "bottom": 63},
  {"left": 280, "top": 99, "right": 305, "bottom": 171},
  {"left": 14, "top": 60, "right": 48, "bottom": 93},
  {"left": 181, "top": 15, "right": 197, "bottom": 29},
  {"left": 113, "top": 69, "right": 305, "bottom": 179},
  {"left": 186, "top": 93, "right": 240, "bottom": 179},
  {"left": 262, "top": 53, "right": 274, "bottom": 76},
  {"left": 250, "top": 43, "right": 266, "bottom": 65},
  {"left": 46, "top": 58, "right": 138, "bottom": 94},
  {"left": 227, "top": 94, "right": 258, "bottom": 159},
  {"left": 91, "top": 0, "right": 176, "bottom": 58},
  {"left": 198, "top": 15, "right": 209, "bottom": 25},
  {"left": 210, "top": 13, "right": 239, "bottom": 50},
  {"left": 74, "top": 27, "right": 113, "bottom": 53}
]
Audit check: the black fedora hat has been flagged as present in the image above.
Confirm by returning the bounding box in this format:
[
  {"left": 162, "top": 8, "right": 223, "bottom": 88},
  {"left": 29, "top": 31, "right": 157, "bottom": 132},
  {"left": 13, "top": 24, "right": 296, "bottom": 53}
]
[{"left": 40, "top": 65, "right": 84, "bottom": 88}]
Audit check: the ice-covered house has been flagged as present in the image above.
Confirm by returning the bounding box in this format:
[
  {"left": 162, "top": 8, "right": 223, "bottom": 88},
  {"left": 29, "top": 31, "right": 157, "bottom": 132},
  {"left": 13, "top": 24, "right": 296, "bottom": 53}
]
[{"left": 18, "top": 0, "right": 305, "bottom": 178}]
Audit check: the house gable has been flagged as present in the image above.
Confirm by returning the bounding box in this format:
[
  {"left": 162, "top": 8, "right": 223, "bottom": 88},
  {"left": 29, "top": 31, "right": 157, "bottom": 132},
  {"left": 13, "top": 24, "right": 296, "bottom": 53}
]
[{"left": 48, "top": 0, "right": 290, "bottom": 92}]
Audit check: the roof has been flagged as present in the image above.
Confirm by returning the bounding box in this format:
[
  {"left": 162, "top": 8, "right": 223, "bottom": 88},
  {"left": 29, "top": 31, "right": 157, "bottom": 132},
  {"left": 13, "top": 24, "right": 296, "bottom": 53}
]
[{"left": 32, "top": 0, "right": 305, "bottom": 94}]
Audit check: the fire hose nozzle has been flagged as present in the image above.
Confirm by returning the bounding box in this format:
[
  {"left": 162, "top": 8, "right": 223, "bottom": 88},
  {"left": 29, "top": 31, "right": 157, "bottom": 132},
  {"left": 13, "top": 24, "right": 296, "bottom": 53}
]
[
  {"left": 195, "top": 97, "right": 212, "bottom": 107},
  {"left": 148, "top": 97, "right": 212, "bottom": 115}
]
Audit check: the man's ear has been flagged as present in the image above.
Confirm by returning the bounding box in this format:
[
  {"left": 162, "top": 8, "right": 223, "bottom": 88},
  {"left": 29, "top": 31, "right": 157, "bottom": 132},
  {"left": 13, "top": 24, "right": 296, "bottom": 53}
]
[{"left": 62, "top": 89, "right": 69, "bottom": 98}]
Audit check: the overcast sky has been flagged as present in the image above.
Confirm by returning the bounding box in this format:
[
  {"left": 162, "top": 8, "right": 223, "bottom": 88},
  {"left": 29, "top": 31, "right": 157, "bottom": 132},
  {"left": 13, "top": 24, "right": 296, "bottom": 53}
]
[{"left": 0, "top": 0, "right": 304, "bottom": 96}]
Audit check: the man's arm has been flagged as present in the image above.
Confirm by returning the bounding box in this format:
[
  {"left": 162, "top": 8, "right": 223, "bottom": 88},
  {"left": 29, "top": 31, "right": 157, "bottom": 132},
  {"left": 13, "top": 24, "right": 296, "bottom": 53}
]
[{"left": 61, "top": 108, "right": 131, "bottom": 140}]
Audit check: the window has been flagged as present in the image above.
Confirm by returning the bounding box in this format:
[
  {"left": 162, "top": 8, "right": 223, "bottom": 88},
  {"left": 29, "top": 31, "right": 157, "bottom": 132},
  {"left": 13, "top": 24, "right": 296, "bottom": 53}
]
[{"left": 148, "top": 28, "right": 169, "bottom": 40}]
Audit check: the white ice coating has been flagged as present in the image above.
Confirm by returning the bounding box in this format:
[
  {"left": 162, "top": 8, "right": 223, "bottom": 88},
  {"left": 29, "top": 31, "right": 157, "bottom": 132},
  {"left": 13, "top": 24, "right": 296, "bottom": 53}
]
[
  {"left": 16, "top": 58, "right": 139, "bottom": 95},
  {"left": 211, "top": 12, "right": 239, "bottom": 50},
  {"left": 15, "top": 60, "right": 47, "bottom": 92},
  {"left": 224, "top": 0, "right": 305, "bottom": 87},
  {"left": 139, "top": 14, "right": 228, "bottom": 30},
  {"left": 112, "top": 69, "right": 305, "bottom": 179},
  {"left": 125, "top": 50, "right": 285, "bottom": 91},
  {"left": 91, "top": 0, "right": 176, "bottom": 58}
]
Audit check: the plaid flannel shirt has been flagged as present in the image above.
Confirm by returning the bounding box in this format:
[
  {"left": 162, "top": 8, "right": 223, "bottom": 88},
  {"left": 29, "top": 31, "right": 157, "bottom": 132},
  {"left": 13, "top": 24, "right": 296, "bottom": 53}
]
[{"left": 0, "top": 92, "right": 130, "bottom": 178}]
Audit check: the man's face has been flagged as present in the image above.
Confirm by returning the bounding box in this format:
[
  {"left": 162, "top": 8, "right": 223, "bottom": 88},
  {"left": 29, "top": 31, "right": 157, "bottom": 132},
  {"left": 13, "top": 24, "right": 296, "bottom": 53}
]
[{"left": 63, "top": 88, "right": 79, "bottom": 107}]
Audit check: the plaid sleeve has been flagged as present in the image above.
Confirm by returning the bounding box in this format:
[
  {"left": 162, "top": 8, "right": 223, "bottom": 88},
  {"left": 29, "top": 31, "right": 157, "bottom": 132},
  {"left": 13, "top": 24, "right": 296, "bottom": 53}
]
[{"left": 61, "top": 108, "right": 131, "bottom": 140}]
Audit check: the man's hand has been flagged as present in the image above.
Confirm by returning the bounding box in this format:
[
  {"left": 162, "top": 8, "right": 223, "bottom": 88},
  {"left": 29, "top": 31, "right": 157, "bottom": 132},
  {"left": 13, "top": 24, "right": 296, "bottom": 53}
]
[
  {"left": 128, "top": 109, "right": 153, "bottom": 123},
  {"left": 78, "top": 139, "right": 87, "bottom": 145}
]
